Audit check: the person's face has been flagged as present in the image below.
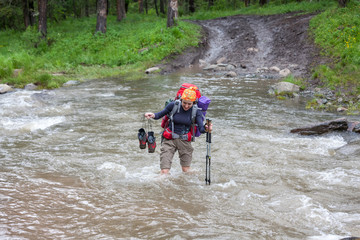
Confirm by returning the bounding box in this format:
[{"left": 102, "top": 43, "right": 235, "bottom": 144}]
[{"left": 181, "top": 99, "right": 193, "bottom": 111}]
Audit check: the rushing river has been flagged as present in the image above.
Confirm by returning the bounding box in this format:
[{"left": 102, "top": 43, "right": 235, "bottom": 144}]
[{"left": 1, "top": 70, "right": 359, "bottom": 240}]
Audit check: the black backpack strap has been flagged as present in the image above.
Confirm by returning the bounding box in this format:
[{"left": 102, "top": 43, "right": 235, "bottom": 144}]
[
  {"left": 190, "top": 104, "right": 200, "bottom": 142},
  {"left": 169, "top": 100, "right": 181, "bottom": 139},
  {"left": 169, "top": 100, "right": 181, "bottom": 121}
]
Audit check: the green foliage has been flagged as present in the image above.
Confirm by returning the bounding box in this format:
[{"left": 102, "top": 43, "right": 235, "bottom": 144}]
[
  {"left": 0, "top": 4, "right": 23, "bottom": 30},
  {"left": 310, "top": 0, "right": 360, "bottom": 96},
  {"left": 36, "top": 73, "right": 52, "bottom": 86},
  {"left": 0, "top": 56, "right": 13, "bottom": 79},
  {"left": 185, "top": 0, "right": 336, "bottom": 20},
  {"left": 0, "top": 14, "right": 201, "bottom": 87}
]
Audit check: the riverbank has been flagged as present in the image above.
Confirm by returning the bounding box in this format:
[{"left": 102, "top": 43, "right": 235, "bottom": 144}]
[
  {"left": 157, "top": 3, "right": 360, "bottom": 115},
  {"left": 1, "top": 1, "right": 360, "bottom": 114}
]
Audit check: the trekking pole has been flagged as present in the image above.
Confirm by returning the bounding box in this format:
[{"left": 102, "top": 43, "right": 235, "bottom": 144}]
[{"left": 205, "top": 119, "right": 212, "bottom": 185}]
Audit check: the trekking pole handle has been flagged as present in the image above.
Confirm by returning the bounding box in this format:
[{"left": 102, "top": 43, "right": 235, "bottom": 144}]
[{"left": 206, "top": 119, "right": 212, "bottom": 143}]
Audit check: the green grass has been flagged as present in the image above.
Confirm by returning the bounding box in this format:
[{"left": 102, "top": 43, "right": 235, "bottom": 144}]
[
  {"left": 283, "top": 75, "right": 306, "bottom": 91},
  {"left": 184, "top": 0, "right": 336, "bottom": 20},
  {"left": 0, "top": 14, "right": 201, "bottom": 88},
  {"left": 309, "top": 0, "right": 360, "bottom": 112}
]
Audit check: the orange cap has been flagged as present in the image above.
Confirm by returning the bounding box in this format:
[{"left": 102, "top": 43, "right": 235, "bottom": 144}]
[{"left": 181, "top": 87, "right": 197, "bottom": 102}]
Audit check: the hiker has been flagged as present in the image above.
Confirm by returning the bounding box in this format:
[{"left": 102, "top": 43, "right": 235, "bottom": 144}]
[{"left": 144, "top": 87, "right": 213, "bottom": 174}]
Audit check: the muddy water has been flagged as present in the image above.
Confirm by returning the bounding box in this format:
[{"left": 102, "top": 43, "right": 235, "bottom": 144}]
[{"left": 1, "top": 71, "right": 360, "bottom": 240}]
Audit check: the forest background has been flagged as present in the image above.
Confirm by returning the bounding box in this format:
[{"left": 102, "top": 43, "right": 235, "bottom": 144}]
[{"left": 0, "top": 0, "right": 359, "bottom": 113}]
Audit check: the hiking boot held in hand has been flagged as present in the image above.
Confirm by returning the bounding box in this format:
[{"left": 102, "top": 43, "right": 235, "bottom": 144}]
[
  {"left": 138, "top": 128, "right": 147, "bottom": 149},
  {"left": 147, "top": 131, "right": 156, "bottom": 153}
]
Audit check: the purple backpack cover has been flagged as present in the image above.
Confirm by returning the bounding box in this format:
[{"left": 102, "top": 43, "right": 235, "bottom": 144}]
[{"left": 195, "top": 96, "right": 211, "bottom": 137}]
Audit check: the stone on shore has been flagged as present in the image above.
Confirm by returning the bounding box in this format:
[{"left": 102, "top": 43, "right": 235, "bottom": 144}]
[
  {"left": 199, "top": 59, "right": 208, "bottom": 68},
  {"left": 216, "top": 57, "right": 227, "bottom": 64},
  {"left": 25, "top": 83, "right": 37, "bottom": 90},
  {"left": 270, "top": 66, "right": 280, "bottom": 72},
  {"left": 203, "top": 65, "right": 218, "bottom": 71},
  {"left": 145, "top": 67, "right": 160, "bottom": 74},
  {"left": 269, "top": 81, "right": 300, "bottom": 95},
  {"left": 225, "top": 71, "right": 237, "bottom": 77},
  {"left": 279, "top": 68, "right": 291, "bottom": 77},
  {"left": 226, "top": 64, "right": 236, "bottom": 71},
  {"left": 0, "top": 84, "right": 13, "bottom": 94},
  {"left": 13, "top": 69, "right": 23, "bottom": 77}
]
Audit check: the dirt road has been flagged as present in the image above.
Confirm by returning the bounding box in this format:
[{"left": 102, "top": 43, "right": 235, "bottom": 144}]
[{"left": 159, "top": 12, "right": 328, "bottom": 78}]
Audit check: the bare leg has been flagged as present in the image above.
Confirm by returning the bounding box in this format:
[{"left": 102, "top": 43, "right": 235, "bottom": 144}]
[
  {"left": 182, "top": 166, "right": 190, "bottom": 172},
  {"left": 161, "top": 169, "right": 170, "bottom": 174}
]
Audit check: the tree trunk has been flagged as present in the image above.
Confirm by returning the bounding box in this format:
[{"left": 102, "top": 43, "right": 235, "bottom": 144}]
[
  {"left": 95, "top": 0, "right": 107, "bottom": 33},
  {"left": 116, "top": 0, "right": 126, "bottom": 21},
  {"left": 139, "top": 0, "right": 144, "bottom": 13},
  {"left": 23, "top": 0, "right": 30, "bottom": 28},
  {"left": 85, "top": 0, "right": 89, "bottom": 17},
  {"left": 107, "top": 0, "right": 110, "bottom": 15},
  {"left": 338, "top": 0, "right": 348, "bottom": 7},
  {"left": 125, "top": 0, "right": 129, "bottom": 12},
  {"left": 244, "top": 0, "right": 250, "bottom": 7},
  {"left": 154, "top": 0, "right": 159, "bottom": 16},
  {"left": 38, "top": 0, "right": 47, "bottom": 38},
  {"left": 73, "top": 0, "right": 77, "bottom": 17},
  {"left": 259, "top": 0, "right": 267, "bottom": 6},
  {"left": 208, "top": 0, "right": 214, "bottom": 9},
  {"left": 167, "top": 0, "right": 178, "bottom": 27},
  {"left": 122, "top": 0, "right": 127, "bottom": 18},
  {"left": 189, "top": 0, "right": 195, "bottom": 12},
  {"left": 29, "top": 0, "right": 35, "bottom": 25},
  {"left": 160, "top": 0, "right": 165, "bottom": 14}
]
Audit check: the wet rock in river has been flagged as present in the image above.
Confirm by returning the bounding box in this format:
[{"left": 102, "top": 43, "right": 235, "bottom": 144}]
[
  {"left": 290, "top": 118, "right": 360, "bottom": 135},
  {"left": 347, "top": 121, "right": 360, "bottom": 133},
  {"left": 336, "top": 140, "right": 360, "bottom": 156},
  {"left": 31, "top": 90, "right": 56, "bottom": 103},
  {"left": 63, "top": 80, "right": 80, "bottom": 87}
]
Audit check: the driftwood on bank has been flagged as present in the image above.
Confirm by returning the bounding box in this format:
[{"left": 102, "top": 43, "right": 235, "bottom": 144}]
[{"left": 290, "top": 118, "right": 360, "bottom": 135}]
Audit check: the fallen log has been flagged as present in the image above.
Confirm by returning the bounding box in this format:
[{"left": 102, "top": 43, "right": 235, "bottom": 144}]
[{"left": 290, "top": 118, "right": 360, "bottom": 135}]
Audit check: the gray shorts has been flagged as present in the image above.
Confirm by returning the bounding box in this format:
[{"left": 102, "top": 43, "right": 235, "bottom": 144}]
[{"left": 160, "top": 138, "right": 194, "bottom": 169}]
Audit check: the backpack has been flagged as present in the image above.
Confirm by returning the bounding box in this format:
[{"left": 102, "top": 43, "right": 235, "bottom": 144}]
[{"left": 161, "top": 83, "right": 211, "bottom": 142}]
